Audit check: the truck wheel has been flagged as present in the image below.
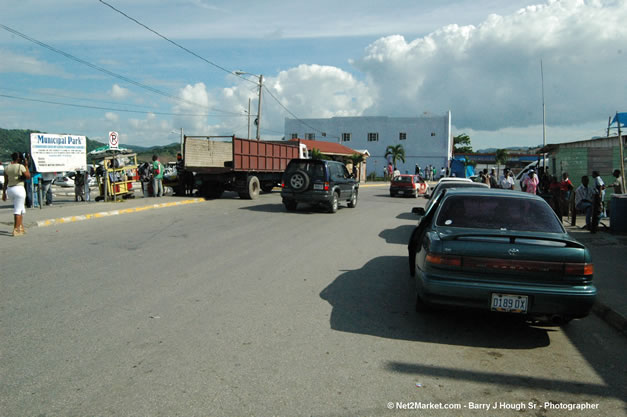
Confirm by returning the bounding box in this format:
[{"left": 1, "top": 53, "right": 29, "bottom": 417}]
[
  {"left": 329, "top": 192, "right": 339, "bottom": 213},
  {"left": 347, "top": 190, "right": 358, "bottom": 208},
  {"left": 288, "top": 170, "right": 309, "bottom": 192},
  {"left": 261, "top": 183, "right": 275, "bottom": 193},
  {"left": 241, "top": 176, "right": 260, "bottom": 199}
]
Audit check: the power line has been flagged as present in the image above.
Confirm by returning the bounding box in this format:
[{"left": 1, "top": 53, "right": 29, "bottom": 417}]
[
  {"left": 98, "top": 0, "right": 256, "bottom": 86},
  {"left": 0, "top": 93, "right": 245, "bottom": 118},
  {"left": 0, "top": 86, "right": 163, "bottom": 111},
  {"left": 0, "top": 23, "right": 244, "bottom": 116}
]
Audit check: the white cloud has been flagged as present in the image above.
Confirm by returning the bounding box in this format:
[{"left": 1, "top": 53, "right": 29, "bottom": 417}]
[
  {"left": 109, "top": 84, "right": 130, "bottom": 99},
  {"left": 104, "top": 112, "right": 119, "bottom": 122},
  {"left": 0, "top": 49, "right": 69, "bottom": 77},
  {"left": 353, "top": 0, "right": 627, "bottom": 138}
]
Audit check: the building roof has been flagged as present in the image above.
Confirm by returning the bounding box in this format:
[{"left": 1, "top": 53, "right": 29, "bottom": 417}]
[{"left": 289, "top": 139, "right": 364, "bottom": 156}]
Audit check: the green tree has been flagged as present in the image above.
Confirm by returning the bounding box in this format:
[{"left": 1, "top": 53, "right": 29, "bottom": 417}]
[
  {"left": 495, "top": 148, "right": 509, "bottom": 177},
  {"left": 310, "top": 148, "right": 329, "bottom": 160},
  {"left": 384, "top": 144, "right": 405, "bottom": 169},
  {"left": 453, "top": 133, "right": 473, "bottom": 154}
]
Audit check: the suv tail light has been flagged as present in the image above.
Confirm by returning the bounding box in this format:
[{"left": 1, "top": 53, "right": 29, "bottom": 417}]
[
  {"left": 324, "top": 182, "right": 329, "bottom": 191},
  {"left": 281, "top": 181, "right": 285, "bottom": 188}
]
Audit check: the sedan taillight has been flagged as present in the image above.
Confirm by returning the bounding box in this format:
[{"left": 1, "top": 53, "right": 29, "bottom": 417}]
[
  {"left": 425, "top": 253, "right": 462, "bottom": 267},
  {"left": 564, "top": 263, "right": 594, "bottom": 276}
]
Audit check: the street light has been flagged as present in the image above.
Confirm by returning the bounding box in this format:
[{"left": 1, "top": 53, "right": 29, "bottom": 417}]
[{"left": 234, "top": 71, "right": 263, "bottom": 140}]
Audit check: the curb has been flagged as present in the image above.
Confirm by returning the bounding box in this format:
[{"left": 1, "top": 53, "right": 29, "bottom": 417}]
[
  {"left": 592, "top": 301, "right": 627, "bottom": 337},
  {"left": 35, "top": 198, "right": 206, "bottom": 228}
]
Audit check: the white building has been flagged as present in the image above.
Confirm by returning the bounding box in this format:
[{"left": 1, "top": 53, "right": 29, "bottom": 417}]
[{"left": 284, "top": 112, "right": 452, "bottom": 176}]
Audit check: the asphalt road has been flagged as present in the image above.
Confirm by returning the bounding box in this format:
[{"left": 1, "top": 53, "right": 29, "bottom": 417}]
[{"left": 2, "top": 186, "right": 626, "bottom": 417}]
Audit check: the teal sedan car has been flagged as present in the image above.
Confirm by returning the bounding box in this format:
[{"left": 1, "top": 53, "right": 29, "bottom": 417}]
[{"left": 408, "top": 188, "right": 596, "bottom": 324}]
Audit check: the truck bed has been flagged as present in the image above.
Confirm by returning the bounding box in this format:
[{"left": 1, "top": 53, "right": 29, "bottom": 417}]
[{"left": 184, "top": 136, "right": 300, "bottom": 173}]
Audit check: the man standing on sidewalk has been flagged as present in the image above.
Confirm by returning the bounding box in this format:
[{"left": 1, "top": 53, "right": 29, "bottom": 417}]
[
  {"left": 152, "top": 155, "right": 164, "bottom": 197},
  {"left": 610, "top": 169, "right": 624, "bottom": 194},
  {"left": 575, "top": 176, "right": 594, "bottom": 229}
]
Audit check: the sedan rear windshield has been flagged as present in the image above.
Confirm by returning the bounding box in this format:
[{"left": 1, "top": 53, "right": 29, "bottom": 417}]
[
  {"left": 393, "top": 176, "right": 413, "bottom": 183},
  {"left": 435, "top": 195, "right": 564, "bottom": 233}
]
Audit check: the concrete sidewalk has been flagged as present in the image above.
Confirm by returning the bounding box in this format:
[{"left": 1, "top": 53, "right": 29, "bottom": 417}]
[
  {"left": 563, "top": 221, "right": 627, "bottom": 336},
  {"left": 0, "top": 188, "right": 205, "bottom": 230}
]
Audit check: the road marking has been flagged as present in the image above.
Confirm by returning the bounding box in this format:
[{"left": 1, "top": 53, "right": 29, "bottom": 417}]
[{"left": 36, "top": 198, "right": 206, "bottom": 228}]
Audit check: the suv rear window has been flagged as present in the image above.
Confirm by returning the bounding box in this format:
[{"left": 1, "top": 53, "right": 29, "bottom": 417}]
[
  {"left": 435, "top": 195, "right": 564, "bottom": 233},
  {"left": 286, "top": 160, "right": 326, "bottom": 180}
]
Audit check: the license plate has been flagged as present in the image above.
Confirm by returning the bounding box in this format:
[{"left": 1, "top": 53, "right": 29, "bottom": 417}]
[
  {"left": 491, "top": 293, "right": 528, "bottom": 313},
  {"left": 313, "top": 183, "right": 323, "bottom": 190},
  {"left": 398, "top": 190, "right": 404, "bottom": 195}
]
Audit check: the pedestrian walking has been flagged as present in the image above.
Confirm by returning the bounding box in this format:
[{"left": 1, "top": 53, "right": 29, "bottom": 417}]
[
  {"left": 559, "top": 172, "right": 573, "bottom": 218},
  {"left": 522, "top": 170, "right": 539, "bottom": 194},
  {"left": 591, "top": 171, "right": 606, "bottom": 230},
  {"left": 152, "top": 154, "right": 164, "bottom": 197},
  {"left": 499, "top": 168, "right": 514, "bottom": 190},
  {"left": 489, "top": 169, "right": 498, "bottom": 188},
  {"left": 440, "top": 167, "right": 446, "bottom": 179},
  {"left": 2, "top": 152, "right": 31, "bottom": 236}
]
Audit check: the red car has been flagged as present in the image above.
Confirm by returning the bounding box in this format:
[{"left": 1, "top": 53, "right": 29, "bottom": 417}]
[{"left": 390, "top": 175, "right": 429, "bottom": 197}]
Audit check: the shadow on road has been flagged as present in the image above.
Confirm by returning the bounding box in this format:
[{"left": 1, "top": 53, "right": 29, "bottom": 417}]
[
  {"left": 320, "top": 256, "right": 551, "bottom": 349},
  {"left": 378, "top": 225, "right": 415, "bottom": 245},
  {"left": 395, "top": 212, "right": 420, "bottom": 221}
]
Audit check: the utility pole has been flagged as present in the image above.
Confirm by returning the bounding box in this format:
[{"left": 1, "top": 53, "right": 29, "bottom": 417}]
[
  {"left": 256, "top": 75, "right": 263, "bottom": 140},
  {"left": 541, "top": 60, "right": 547, "bottom": 172},
  {"left": 180, "top": 127, "right": 184, "bottom": 156},
  {"left": 247, "top": 98, "right": 251, "bottom": 140},
  {"left": 618, "top": 112, "right": 626, "bottom": 195}
]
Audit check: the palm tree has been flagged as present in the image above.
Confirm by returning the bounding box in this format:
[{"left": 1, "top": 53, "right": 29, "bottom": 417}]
[
  {"left": 347, "top": 153, "right": 365, "bottom": 179},
  {"left": 311, "top": 148, "right": 326, "bottom": 160},
  {"left": 384, "top": 145, "right": 405, "bottom": 169},
  {"left": 495, "top": 148, "right": 509, "bottom": 177}
]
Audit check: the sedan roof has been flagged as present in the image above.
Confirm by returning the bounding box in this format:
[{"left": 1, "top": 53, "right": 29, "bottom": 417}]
[{"left": 438, "top": 177, "right": 472, "bottom": 183}]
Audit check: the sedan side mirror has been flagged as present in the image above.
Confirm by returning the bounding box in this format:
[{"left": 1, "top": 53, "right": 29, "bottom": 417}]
[{"left": 412, "top": 207, "right": 426, "bottom": 216}]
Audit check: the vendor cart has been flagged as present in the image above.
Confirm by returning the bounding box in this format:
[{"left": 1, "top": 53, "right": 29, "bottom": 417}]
[{"left": 92, "top": 151, "right": 139, "bottom": 201}]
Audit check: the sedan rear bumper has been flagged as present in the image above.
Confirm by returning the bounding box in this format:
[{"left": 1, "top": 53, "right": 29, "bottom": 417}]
[{"left": 416, "top": 271, "right": 597, "bottom": 318}]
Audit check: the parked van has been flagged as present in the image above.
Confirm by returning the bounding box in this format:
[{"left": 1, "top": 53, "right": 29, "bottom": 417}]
[{"left": 515, "top": 159, "right": 550, "bottom": 182}]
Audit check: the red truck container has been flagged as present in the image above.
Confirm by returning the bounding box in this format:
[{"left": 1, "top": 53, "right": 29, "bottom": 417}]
[{"left": 183, "top": 135, "right": 304, "bottom": 199}]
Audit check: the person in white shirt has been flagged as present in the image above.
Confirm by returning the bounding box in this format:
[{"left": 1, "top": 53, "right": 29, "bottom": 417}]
[
  {"left": 575, "top": 176, "right": 594, "bottom": 228},
  {"left": 499, "top": 168, "right": 515, "bottom": 190}
]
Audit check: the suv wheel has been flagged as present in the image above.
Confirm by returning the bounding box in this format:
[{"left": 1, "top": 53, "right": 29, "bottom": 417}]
[
  {"left": 288, "top": 170, "right": 310, "bottom": 192},
  {"left": 347, "top": 190, "right": 358, "bottom": 208},
  {"left": 329, "top": 192, "right": 339, "bottom": 213}
]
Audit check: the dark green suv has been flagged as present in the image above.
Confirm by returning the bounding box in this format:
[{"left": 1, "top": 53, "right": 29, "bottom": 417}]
[{"left": 281, "top": 159, "right": 359, "bottom": 213}]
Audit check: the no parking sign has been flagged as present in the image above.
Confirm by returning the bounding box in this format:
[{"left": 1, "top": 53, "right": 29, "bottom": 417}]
[{"left": 109, "top": 131, "right": 119, "bottom": 149}]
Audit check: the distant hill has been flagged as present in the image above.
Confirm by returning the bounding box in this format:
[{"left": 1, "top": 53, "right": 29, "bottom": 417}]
[
  {"left": 0, "top": 128, "right": 181, "bottom": 164},
  {"left": 0, "top": 128, "right": 106, "bottom": 161},
  {"left": 475, "top": 146, "right": 541, "bottom": 154}
]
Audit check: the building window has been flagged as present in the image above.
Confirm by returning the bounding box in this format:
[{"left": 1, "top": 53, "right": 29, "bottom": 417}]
[
  {"left": 431, "top": 132, "right": 436, "bottom": 136},
  {"left": 322, "top": 132, "right": 327, "bottom": 137},
  {"left": 367, "top": 132, "right": 379, "bottom": 142},
  {"left": 342, "top": 133, "right": 351, "bottom": 142},
  {"left": 399, "top": 132, "right": 407, "bottom": 140},
  {"left": 291, "top": 133, "right": 298, "bottom": 139},
  {"left": 305, "top": 133, "right": 315, "bottom": 140}
]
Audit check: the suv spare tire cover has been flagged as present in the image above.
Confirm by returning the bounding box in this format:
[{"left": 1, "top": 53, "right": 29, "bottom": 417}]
[{"left": 288, "top": 170, "right": 310, "bottom": 193}]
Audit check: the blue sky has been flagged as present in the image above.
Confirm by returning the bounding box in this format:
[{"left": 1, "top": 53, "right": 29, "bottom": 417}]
[{"left": 1, "top": 0, "right": 625, "bottom": 149}]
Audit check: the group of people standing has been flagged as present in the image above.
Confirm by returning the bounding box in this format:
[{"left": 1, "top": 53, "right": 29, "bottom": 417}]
[{"left": 575, "top": 169, "right": 623, "bottom": 232}]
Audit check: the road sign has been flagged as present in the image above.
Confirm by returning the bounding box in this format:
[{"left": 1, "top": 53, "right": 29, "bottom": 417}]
[{"left": 109, "top": 131, "right": 119, "bottom": 149}]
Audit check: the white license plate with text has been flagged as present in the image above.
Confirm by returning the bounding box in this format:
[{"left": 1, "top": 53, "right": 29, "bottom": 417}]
[
  {"left": 491, "top": 293, "right": 528, "bottom": 313},
  {"left": 313, "top": 184, "right": 323, "bottom": 190}
]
